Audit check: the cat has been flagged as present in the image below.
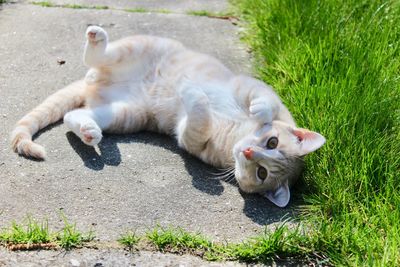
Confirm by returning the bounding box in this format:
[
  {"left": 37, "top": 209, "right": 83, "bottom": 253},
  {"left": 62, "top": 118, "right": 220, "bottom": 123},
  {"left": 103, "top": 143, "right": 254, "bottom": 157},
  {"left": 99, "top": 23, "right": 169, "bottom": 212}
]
[{"left": 10, "top": 26, "right": 325, "bottom": 207}]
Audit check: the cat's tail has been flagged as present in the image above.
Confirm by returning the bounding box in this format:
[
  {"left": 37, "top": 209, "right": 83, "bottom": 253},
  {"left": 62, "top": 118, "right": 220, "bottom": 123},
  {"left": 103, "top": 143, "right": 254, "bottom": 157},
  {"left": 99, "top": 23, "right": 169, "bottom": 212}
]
[{"left": 10, "top": 80, "right": 87, "bottom": 160}]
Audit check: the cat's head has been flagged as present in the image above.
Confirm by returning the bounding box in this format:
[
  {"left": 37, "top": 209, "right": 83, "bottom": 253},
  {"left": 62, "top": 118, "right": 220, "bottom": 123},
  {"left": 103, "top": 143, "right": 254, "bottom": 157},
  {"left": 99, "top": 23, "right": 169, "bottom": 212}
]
[{"left": 233, "top": 120, "right": 325, "bottom": 207}]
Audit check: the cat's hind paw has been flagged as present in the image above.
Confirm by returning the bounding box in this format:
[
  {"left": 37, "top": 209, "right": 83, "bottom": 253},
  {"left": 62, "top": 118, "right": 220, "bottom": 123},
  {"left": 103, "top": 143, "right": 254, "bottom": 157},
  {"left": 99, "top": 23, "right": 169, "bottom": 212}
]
[
  {"left": 80, "top": 123, "right": 102, "bottom": 146},
  {"left": 86, "top": 26, "right": 108, "bottom": 46}
]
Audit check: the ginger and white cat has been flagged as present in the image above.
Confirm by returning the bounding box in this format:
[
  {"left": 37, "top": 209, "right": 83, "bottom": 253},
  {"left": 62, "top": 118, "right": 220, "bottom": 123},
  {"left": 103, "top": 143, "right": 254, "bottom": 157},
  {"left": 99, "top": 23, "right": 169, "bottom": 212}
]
[{"left": 11, "top": 26, "right": 325, "bottom": 207}]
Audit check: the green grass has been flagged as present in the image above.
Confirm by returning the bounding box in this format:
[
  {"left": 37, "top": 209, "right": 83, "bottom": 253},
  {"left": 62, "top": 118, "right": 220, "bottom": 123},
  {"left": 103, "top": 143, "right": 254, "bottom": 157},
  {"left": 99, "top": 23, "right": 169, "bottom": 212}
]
[
  {"left": 0, "top": 217, "right": 53, "bottom": 245},
  {"left": 232, "top": 0, "right": 400, "bottom": 265},
  {"left": 186, "top": 10, "right": 234, "bottom": 18},
  {"left": 118, "top": 231, "right": 140, "bottom": 250},
  {"left": 31, "top": 1, "right": 108, "bottom": 10},
  {"left": 124, "top": 7, "right": 148, "bottom": 13},
  {"left": 31, "top": 1, "right": 54, "bottom": 7},
  {"left": 0, "top": 216, "right": 94, "bottom": 250},
  {"left": 63, "top": 4, "right": 108, "bottom": 10},
  {"left": 117, "top": 224, "right": 327, "bottom": 264},
  {"left": 146, "top": 226, "right": 214, "bottom": 257},
  {"left": 186, "top": 10, "right": 214, "bottom": 17},
  {"left": 57, "top": 215, "right": 94, "bottom": 250}
]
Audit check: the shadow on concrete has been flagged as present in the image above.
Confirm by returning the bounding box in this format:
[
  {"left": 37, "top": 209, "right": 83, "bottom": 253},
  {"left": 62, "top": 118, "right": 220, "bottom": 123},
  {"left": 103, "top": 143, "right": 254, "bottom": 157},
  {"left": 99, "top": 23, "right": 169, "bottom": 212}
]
[
  {"left": 66, "top": 130, "right": 301, "bottom": 225},
  {"left": 66, "top": 131, "right": 225, "bottom": 195},
  {"left": 66, "top": 132, "right": 122, "bottom": 170},
  {"left": 241, "top": 189, "right": 304, "bottom": 225}
]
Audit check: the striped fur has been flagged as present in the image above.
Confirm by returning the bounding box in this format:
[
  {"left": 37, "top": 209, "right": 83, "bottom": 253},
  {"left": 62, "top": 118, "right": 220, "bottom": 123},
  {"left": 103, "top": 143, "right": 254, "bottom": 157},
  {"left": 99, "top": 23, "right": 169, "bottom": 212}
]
[{"left": 11, "top": 81, "right": 86, "bottom": 159}]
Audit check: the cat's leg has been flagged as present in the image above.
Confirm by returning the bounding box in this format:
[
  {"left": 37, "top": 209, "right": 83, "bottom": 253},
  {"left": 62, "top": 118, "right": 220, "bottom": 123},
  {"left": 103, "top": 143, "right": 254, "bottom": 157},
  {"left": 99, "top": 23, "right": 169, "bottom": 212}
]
[
  {"left": 83, "top": 26, "right": 134, "bottom": 68},
  {"left": 64, "top": 103, "right": 148, "bottom": 145},
  {"left": 249, "top": 94, "right": 280, "bottom": 124},
  {"left": 83, "top": 26, "right": 109, "bottom": 68},
  {"left": 232, "top": 75, "right": 286, "bottom": 124},
  {"left": 63, "top": 108, "right": 105, "bottom": 146},
  {"left": 176, "top": 86, "right": 212, "bottom": 154}
]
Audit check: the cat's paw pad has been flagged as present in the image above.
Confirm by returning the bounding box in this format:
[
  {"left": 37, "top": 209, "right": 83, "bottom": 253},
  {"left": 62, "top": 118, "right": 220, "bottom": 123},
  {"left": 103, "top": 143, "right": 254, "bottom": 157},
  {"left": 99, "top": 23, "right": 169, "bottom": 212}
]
[
  {"left": 80, "top": 123, "right": 102, "bottom": 146},
  {"left": 249, "top": 97, "right": 275, "bottom": 123},
  {"left": 86, "top": 26, "right": 108, "bottom": 45}
]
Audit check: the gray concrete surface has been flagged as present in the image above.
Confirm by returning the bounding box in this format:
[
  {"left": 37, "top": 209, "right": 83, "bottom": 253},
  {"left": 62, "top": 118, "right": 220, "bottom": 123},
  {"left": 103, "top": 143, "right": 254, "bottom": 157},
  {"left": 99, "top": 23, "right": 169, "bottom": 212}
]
[{"left": 0, "top": 1, "right": 300, "bottom": 265}]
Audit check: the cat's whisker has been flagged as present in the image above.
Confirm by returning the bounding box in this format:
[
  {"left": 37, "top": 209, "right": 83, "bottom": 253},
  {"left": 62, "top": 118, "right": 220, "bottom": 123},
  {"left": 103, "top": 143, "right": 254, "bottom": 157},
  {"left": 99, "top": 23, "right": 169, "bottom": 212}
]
[
  {"left": 208, "top": 167, "right": 235, "bottom": 176},
  {"left": 214, "top": 172, "right": 235, "bottom": 181},
  {"left": 212, "top": 168, "right": 236, "bottom": 182}
]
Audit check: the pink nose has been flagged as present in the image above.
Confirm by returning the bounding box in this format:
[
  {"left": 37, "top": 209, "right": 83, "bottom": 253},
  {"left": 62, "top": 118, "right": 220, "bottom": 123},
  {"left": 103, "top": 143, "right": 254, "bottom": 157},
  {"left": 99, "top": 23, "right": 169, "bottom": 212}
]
[{"left": 243, "top": 148, "right": 253, "bottom": 160}]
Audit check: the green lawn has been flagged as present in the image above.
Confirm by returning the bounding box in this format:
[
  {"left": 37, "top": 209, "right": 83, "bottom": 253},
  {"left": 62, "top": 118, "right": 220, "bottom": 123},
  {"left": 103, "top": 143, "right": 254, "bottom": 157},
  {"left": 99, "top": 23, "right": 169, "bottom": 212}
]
[{"left": 233, "top": 0, "right": 400, "bottom": 265}]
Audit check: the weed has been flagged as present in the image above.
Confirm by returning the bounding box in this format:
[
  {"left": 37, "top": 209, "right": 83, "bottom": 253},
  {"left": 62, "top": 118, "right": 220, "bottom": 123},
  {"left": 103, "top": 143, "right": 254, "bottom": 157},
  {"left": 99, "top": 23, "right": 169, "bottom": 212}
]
[
  {"left": 146, "top": 226, "right": 212, "bottom": 253},
  {"left": 0, "top": 217, "right": 53, "bottom": 246},
  {"left": 118, "top": 231, "right": 140, "bottom": 250},
  {"left": 118, "top": 224, "right": 328, "bottom": 264},
  {"left": 57, "top": 215, "right": 94, "bottom": 250},
  {"left": 0, "top": 215, "right": 94, "bottom": 251},
  {"left": 124, "top": 8, "right": 148, "bottom": 13},
  {"left": 186, "top": 10, "right": 235, "bottom": 19},
  {"left": 31, "top": 1, "right": 54, "bottom": 7},
  {"left": 31, "top": 1, "right": 108, "bottom": 10}
]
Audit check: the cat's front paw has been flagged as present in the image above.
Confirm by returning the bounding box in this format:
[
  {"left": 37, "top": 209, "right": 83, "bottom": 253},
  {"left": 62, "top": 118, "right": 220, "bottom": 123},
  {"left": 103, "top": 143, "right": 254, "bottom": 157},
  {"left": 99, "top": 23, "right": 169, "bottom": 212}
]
[
  {"left": 86, "top": 26, "right": 108, "bottom": 46},
  {"left": 249, "top": 97, "right": 277, "bottom": 124},
  {"left": 80, "top": 123, "right": 102, "bottom": 146}
]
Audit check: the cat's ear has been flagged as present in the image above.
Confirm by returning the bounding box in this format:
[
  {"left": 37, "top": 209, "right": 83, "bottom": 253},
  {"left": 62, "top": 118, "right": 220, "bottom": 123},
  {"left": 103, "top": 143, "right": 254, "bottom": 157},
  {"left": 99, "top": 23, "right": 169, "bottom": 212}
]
[
  {"left": 264, "top": 181, "right": 290, "bottom": 208},
  {"left": 292, "top": 128, "right": 326, "bottom": 156}
]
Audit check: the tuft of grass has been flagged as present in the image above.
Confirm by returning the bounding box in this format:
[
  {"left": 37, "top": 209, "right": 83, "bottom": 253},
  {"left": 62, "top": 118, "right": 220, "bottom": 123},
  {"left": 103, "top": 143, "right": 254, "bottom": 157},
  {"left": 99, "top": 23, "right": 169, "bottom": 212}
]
[
  {"left": 118, "top": 231, "right": 140, "bottom": 250},
  {"left": 63, "top": 4, "right": 108, "bottom": 10},
  {"left": 124, "top": 7, "right": 148, "bottom": 13},
  {"left": 146, "top": 226, "right": 213, "bottom": 254},
  {"left": 0, "top": 217, "right": 53, "bottom": 245},
  {"left": 31, "top": 1, "right": 54, "bottom": 7},
  {"left": 186, "top": 10, "right": 212, "bottom": 17},
  {"left": 225, "top": 224, "right": 314, "bottom": 262},
  {"left": 117, "top": 224, "right": 327, "bottom": 264},
  {"left": 233, "top": 0, "right": 400, "bottom": 265},
  {"left": 31, "top": 1, "right": 108, "bottom": 10},
  {"left": 156, "top": 9, "right": 172, "bottom": 14},
  {"left": 0, "top": 215, "right": 94, "bottom": 250},
  {"left": 57, "top": 215, "right": 94, "bottom": 250},
  {"left": 186, "top": 10, "right": 235, "bottom": 19}
]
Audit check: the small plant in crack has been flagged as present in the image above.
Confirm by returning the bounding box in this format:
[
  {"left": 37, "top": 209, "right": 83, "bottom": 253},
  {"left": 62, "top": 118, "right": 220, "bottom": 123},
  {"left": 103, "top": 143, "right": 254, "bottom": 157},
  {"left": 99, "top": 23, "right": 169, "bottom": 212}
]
[
  {"left": 118, "top": 231, "right": 140, "bottom": 250},
  {"left": 57, "top": 214, "right": 95, "bottom": 250}
]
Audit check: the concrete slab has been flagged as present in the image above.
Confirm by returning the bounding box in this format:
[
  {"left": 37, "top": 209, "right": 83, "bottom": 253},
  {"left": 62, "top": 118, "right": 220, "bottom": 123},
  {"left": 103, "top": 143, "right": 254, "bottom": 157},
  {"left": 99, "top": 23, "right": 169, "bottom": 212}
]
[{"left": 0, "top": 2, "right": 297, "bottom": 249}]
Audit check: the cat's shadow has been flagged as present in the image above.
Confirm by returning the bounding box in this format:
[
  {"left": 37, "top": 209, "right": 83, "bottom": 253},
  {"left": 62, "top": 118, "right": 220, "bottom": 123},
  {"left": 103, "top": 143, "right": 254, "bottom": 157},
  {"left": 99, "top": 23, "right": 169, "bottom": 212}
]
[
  {"left": 66, "top": 131, "right": 302, "bottom": 225},
  {"left": 66, "top": 131, "right": 224, "bottom": 195}
]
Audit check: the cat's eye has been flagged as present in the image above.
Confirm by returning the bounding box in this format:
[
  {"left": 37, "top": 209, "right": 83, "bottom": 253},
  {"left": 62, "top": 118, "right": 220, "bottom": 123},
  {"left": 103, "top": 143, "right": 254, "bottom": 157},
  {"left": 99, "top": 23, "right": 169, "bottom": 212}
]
[
  {"left": 256, "top": 166, "right": 268, "bottom": 181},
  {"left": 266, "top": 137, "right": 278, "bottom": 149}
]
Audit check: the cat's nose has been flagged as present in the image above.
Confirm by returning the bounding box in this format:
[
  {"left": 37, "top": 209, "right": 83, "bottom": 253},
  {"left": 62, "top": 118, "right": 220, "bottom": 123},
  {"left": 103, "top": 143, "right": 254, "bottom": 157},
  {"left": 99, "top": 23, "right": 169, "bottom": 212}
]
[{"left": 243, "top": 148, "right": 253, "bottom": 160}]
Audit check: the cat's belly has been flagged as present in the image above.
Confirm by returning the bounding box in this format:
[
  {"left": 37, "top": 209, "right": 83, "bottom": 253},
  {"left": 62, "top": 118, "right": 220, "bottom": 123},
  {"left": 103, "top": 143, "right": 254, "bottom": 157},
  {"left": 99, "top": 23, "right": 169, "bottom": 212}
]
[{"left": 99, "top": 81, "right": 145, "bottom": 103}]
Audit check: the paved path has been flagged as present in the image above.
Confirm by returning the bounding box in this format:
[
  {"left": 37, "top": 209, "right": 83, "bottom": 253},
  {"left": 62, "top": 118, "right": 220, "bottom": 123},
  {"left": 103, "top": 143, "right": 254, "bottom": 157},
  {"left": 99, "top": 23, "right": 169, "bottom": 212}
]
[{"left": 0, "top": 0, "right": 296, "bottom": 265}]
